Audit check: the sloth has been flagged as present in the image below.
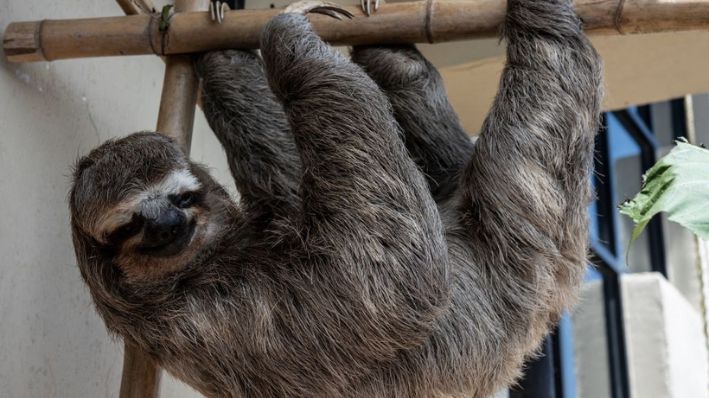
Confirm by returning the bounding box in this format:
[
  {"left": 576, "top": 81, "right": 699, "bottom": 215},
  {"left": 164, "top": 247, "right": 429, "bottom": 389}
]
[{"left": 69, "top": 0, "right": 602, "bottom": 397}]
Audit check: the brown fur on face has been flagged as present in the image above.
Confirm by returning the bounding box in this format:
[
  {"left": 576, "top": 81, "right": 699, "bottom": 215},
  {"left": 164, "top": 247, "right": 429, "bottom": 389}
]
[
  {"left": 70, "top": 0, "right": 603, "bottom": 396},
  {"left": 71, "top": 133, "right": 235, "bottom": 283}
]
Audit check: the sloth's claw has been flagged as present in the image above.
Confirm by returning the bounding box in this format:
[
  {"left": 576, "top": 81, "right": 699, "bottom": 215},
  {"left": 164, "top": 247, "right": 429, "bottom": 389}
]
[
  {"left": 209, "top": 1, "right": 230, "bottom": 23},
  {"left": 361, "top": 0, "right": 380, "bottom": 16},
  {"left": 283, "top": 1, "right": 354, "bottom": 19}
]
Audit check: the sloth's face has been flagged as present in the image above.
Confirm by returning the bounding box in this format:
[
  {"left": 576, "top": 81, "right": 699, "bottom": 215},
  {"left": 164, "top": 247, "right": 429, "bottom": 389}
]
[
  {"left": 89, "top": 168, "right": 218, "bottom": 280},
  {"left": 70, "top": 132, "right": 226, "bottom": 282}
]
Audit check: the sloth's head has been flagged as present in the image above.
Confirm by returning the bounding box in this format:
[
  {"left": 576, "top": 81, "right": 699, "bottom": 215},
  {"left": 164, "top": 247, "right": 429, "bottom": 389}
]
[{"left": 70, "top": 132, "right": 231, "bottom": 285}]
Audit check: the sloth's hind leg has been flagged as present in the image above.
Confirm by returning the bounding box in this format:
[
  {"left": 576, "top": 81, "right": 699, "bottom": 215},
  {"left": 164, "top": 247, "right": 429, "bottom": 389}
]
[{"left": 352, "top": 45, "right": 474, "bottom": 201}]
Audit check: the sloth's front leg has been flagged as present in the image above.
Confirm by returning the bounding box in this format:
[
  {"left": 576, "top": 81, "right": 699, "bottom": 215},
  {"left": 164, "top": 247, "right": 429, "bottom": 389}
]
[
  {"left": 458, "top": 0, "right": 603, "bottom": 326},
  {"left": 196, "top": 50, "right": 302, "bottom": 221},
  {"left": 257, "top": 3, "right": 450, "bottom": 377},
  {"left": 259, "top": 7, "right": 438, "bottom": 235}
]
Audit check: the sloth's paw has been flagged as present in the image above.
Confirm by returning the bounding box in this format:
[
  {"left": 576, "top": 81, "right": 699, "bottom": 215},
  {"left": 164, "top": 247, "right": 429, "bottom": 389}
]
[
  {"left": 283, "top": 1, "right": 354, "bottom": 20},
  {"left": 360, "top": 0, "right": 381, "bottom": 16},
  {"left": 209, "top": 0, "right": 230, "bottom": 23}
]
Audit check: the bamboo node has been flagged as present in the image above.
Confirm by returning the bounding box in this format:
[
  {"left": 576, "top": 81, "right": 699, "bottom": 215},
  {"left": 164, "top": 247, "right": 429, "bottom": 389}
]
[
  {"left": 2, "top": 20, "right": 46, "bottom": 62},
  {"left": 614, "top": 0, "right": 626, "bottom": 34},
  {"left": 424, "top": 0, "right": 434, "bottom": 43},
  {"left": 147, "top": 14, "right": 162, "bottom": 56}
]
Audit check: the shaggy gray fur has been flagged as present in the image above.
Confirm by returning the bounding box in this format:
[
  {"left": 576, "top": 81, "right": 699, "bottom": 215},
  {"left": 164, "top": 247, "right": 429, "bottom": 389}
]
[{"left": 69, "top": 0, "right": 603, "bottom": 396}]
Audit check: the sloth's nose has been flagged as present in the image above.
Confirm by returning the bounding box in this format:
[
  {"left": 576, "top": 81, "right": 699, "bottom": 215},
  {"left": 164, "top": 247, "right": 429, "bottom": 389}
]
[{"left": 142, "top": 207, "right": 188, "bottom": 249}]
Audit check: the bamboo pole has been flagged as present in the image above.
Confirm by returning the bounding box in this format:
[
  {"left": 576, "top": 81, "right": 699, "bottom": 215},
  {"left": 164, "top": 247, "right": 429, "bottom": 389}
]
[
  {"left": 118, "top": 2, "right": 163, "bottom": 398},
  {"left": 7, "top": 0, "right": 709, "bottom": 63},
  {"left": 156, "top": 0, "right": 204, "bottom": 149},
  {"left": 118, "top": 2, "right": 205, "bottom": 398},
  {"left": 119, "top": 345, "right": 162, "bottom": 398},
  {"left": 155, "top": 51, "right": 200, "bottom": 148},
  {"left": 116, "top": 0, "right": 156, "bottom": 15}
]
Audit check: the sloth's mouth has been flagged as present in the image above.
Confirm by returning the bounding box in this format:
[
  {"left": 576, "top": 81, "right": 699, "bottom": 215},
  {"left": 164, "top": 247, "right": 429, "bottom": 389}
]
[{"left": 138, "top": 220, "right": 197, "bottom": 258}]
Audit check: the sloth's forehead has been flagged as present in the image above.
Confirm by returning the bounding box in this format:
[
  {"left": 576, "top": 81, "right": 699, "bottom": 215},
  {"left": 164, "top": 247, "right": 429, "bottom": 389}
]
[
  {"left": 73, "top": 132, "right": 188, "bottom": 193},
  {"left": 69, "top": 132, "right": 197, "bottom": 232},
  {"left": 136, "top": 168, "right": 201, "bottom": 198},
  {"left": 76, "top": 162, "right": 187, "bottom": 204},
  {"left": 105, "top": 168, "right": 201, "bottom": 206}
]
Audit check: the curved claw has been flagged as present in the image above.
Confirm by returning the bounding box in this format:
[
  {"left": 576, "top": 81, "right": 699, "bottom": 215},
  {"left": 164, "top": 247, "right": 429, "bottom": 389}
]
[
  {"left": 209, "top": 1, "right": 230, "bottom": 23},
  {"left": 283, "top": 1, "right": 354, "bottom": 20},
  {"left": 360, "top": 0, "right": 380, "bottom": 16}
]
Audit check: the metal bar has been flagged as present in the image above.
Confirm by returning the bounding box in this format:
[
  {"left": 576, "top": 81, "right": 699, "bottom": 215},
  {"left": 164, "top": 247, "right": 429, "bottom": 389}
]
[
  {"left": 592, "top": 241, "right": 622, "bottom": 273},
  {"left": 590, "top": 114, "right": 630, "bottom": 398},
  {"left": 551, "top": 328, "right": 565, "bottom": 398},
  {"left": 613, "top": 110, "right": 668, "bottom": 276},
  {"left": 671, "top": 98, "right": 689, "bottom": 141},
  {"left": 601, "top": 273, "right": 631, "bottom": 398},
  {"left": 615, "top": 110, "right": 660, "bottom": 148},
  {"left": 591, "top": 244, "right": 631, "bottom": 398},
  {"left": 510, "top": 336, "right": 558, "bottom": 398},
  {"left": 593, "top": 117, "right": 620, "bottom": 260},
  {"left": 554, "top": 315, "right": 578, "bottom": 398}
]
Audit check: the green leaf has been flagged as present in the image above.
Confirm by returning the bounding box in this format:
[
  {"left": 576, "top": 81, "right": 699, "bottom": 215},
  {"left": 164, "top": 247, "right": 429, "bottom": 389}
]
[
  {"left": 619, "top": 140, "right": 709, "bottom": 241},
  {"left": 159, "top": 5, "right": 174, "bottom": 32}
]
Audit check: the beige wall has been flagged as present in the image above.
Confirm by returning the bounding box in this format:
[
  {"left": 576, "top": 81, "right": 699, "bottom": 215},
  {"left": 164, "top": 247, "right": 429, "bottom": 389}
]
[
  {"left": 0, "top": 1, "right": 229, "bottom": 396},
  {"left": 573, "top": 274, "right": 709, "bottom": 398},
  {"left": 435, "top": 31, "right": 709, "bottom": 134}
]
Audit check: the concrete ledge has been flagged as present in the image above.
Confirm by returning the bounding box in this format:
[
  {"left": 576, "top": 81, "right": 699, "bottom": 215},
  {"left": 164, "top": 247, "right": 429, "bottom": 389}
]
[
  {"left": 574, "top": 273, "right": 708, "bottom": 398},
  {"left": 622, "top": 273, "right": 709, "bottom": 398}
]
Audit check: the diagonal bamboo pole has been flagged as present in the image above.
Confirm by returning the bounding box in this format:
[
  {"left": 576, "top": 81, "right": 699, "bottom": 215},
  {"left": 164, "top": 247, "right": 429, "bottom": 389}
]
[
  {"left": 116, "top": 3, "right": 163, "bottom": 398},
  {"left": 7, "top": 0, "right": 709, "bottom": 63},
  {"left": 118, "top": 2, "right": 206, "bottom": 398},
  {"left": 116, "top": 0, "right": 156, "bottom": 15},
  {"left": 155, "top": 0, "right": 204, "bottom": 149},
  {"left": 120, "top": 345, "right": 162, "bottom": 398},
  {"left": 155, "top": 50, "right": 200, "bottom": 149}
]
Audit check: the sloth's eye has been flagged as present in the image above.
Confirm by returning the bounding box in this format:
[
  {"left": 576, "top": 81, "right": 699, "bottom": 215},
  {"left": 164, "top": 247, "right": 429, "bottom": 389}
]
[
  {"left": 170, "top": 191, "right": 202, "bottom": 209},
  {"left": 107, "top": 214, "right": 144, "bottom": 244}
]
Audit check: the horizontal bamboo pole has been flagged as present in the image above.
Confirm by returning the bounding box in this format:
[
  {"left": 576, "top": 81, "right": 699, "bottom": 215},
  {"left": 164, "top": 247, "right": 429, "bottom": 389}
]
[{"left": 5, "top": 0, "right": 709, "bottom": 63}]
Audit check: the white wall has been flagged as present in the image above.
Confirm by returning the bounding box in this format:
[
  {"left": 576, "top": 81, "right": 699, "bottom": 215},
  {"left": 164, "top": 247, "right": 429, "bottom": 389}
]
[
  {"left": 573, "top": 273, "right": 709, "bottom": 398},
  {"left": 0, "top": 1, "right": 234, "bottom": 396}
]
